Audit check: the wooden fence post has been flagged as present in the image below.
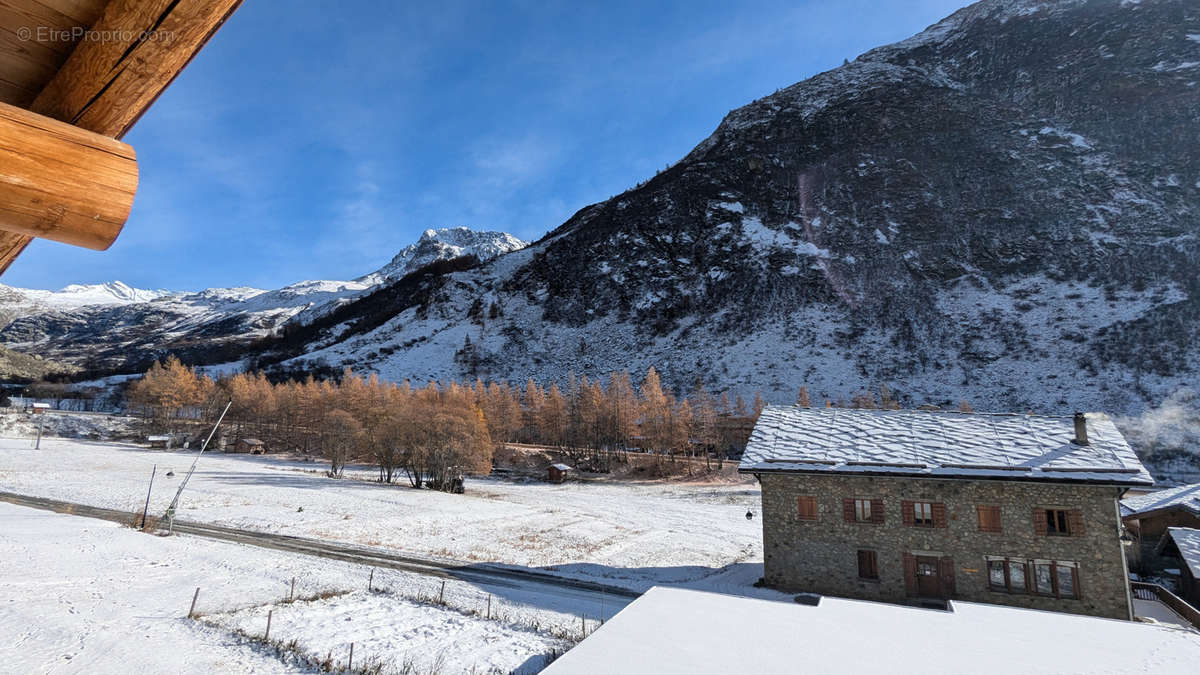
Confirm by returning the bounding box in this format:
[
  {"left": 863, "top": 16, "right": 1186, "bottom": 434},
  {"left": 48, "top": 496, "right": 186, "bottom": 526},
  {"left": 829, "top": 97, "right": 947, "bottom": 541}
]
[
  {"left": 290, "top": 577, "right": 295, "bottom": 602},
  {"left": 487, "top": 594, "right": 491, "bottom": 619},
  {"left": 439, "top": 580, "right": 445, "bottom": 604},
  {"left": 368, "top": 568, "right": 374, "bottom": 592},
  {"left": 265, "top": 609, "right": 272, "bottom": 642},
  {"left": 348, "top": 642, "right": 354, "bottom": 670},
  {"left": 188, "top": 587, "right": 200, "bottom": 618}
]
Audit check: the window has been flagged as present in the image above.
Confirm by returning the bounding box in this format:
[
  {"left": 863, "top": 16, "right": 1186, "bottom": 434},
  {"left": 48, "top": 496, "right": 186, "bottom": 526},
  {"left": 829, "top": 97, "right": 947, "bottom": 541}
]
[
  {"left": 1045, "top": 509, "right": 1070, "bottom": 536},
  {"left": 990, "top": 557, "right": 1080, "bottom": 599},
  {"left": 857, "top": 550, "right": 879, "bottom": 580},
  {"left": 797, "top": 496, "right": 818, "bottom": 521},
  {"left": 913, "top": 501, "right": 933, "bottom": 526},
  {"left": 977, "top": 505, "right": 1002, "bottom": 533},
  {"left": 844, "top": 498, "right": 882, "bottom": 524},
  {"left": 855, "top": 499, "right": 872, "bottom": 522},
  {"left": 987, "top": 557, "right": 1028, "bottom": 593},
  {"left": 1007, "top": 561, "right": 1027, "bottom": 593}
]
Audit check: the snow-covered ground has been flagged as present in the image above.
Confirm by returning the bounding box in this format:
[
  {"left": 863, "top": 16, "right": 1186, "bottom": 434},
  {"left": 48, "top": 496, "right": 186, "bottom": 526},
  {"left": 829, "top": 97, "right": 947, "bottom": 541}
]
[
  {"left": 0, "top": 437, "right": 764, "bottom": 593},
  {"left": 0, "top": 502, "right": 593, "bottom": 674}
]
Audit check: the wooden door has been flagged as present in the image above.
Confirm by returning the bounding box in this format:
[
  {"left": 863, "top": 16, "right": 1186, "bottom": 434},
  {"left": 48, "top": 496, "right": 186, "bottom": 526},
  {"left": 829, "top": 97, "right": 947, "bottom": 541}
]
[{"left": 916, "top": 556, "right": 941, "bottom": 597}]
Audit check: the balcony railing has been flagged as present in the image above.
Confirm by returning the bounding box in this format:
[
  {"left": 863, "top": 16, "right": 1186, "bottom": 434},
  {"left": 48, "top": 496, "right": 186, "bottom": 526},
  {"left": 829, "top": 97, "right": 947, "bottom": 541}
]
[{"left": 1131, "top": 581, "right": 1200, "bottom": 630}]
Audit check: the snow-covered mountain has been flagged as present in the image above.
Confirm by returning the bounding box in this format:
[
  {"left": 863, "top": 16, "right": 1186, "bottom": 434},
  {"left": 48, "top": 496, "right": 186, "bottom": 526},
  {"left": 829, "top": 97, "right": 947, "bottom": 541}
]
[
  {"left": 3, "top": 0, "right": 1199, "bottom": 427},
  {"left": 249, "top": 0, "right": 1198, "bottom": 418},
  {"left": 0, "top": 228, "right": 526, "bottom": 372},
  {"left": 358, "top": 227, "right": 529, "bottom": 285}
]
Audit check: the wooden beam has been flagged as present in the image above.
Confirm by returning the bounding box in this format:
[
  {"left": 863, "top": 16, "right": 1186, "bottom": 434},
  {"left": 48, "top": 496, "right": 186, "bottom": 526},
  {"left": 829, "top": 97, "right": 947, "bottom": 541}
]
[
  {"left": 0, "top": 228, "right": 31, "bottom": 273},
  {"left": 0, "top": 100, "right": 137, "bottom": 250},
  {"left": 29, "top": 0, "right": 242, "bottom": 138}
]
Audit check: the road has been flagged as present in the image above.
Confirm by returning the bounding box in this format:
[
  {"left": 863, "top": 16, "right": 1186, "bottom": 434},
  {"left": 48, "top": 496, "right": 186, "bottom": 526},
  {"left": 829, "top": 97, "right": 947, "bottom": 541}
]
[{"left": 0, "top": 490, "right": 639, "bottom": 616}]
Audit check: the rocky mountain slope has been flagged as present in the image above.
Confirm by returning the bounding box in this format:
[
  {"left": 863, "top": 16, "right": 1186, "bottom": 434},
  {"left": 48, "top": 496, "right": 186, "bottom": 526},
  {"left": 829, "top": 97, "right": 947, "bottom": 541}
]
[
  {"left": 0, "top": 228, "right": 526, "bottom": 373},
  {"left": 3, "top": 0, "right": 1198, "bottom": 422},
  {"left": 266, "top": 0, "right": 1198, "bottom": 415}
]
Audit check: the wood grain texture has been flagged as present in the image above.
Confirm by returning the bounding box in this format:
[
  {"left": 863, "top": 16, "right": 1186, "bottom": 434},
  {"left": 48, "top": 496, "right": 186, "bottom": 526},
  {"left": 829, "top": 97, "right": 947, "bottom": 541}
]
[
  {"left": 29, "top": 0, "right": 242, "bottom": 138},
  {"left": 0, "top": 0, "right": 108, "bottom": 106},
  {"left": 0, "top": 99, "right": 137, "bottom": 250},
  {"left": 0, "top": 228, "right": 31, "bottom": 273}
]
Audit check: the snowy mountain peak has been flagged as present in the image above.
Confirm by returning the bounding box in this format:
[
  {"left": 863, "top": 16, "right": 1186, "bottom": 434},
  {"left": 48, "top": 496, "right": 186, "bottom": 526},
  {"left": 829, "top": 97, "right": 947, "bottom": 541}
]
[{"left": 359, "top": 227, "right": 527, "bottom": 285}]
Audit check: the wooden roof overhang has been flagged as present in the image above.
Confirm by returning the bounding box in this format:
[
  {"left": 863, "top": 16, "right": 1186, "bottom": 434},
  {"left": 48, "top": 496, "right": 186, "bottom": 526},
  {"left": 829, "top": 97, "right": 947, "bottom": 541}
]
[{"left": 0, "top": 0, "right": 242, "bottom": 274}]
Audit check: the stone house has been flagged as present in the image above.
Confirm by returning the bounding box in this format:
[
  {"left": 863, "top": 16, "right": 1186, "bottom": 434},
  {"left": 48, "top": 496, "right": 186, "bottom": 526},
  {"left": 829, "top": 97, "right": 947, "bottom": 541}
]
[
  {"left": 740, "top": 406, "right": 1154, "bottom": 620},
  {"left": 1120, "top": 483, "right": 1200, "bottom": 573}
]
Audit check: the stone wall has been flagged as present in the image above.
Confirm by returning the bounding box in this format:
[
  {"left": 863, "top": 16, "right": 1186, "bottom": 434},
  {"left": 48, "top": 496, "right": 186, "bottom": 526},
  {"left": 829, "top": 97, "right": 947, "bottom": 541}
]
[{"left": 757, "top": 472, "right": 1132, "bottom": 620}]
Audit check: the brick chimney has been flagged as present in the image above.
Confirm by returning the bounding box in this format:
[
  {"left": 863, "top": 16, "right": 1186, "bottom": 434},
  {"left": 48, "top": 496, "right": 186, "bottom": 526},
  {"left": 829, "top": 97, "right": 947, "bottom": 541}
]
[{"left": 1072, "top": 412, "right": 1089, "bottom": 446}]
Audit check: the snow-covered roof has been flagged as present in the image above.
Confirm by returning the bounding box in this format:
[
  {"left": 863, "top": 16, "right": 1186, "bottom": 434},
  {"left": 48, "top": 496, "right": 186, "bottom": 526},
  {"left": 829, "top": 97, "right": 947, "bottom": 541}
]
[
  {"left": 1167, "top": 528, "right": 1200, "bottom": 578},
  {"left": 239, "top": 438, "right": 264, "bottom": 445},
  {"left": 1121, "top": 484, "right": 1200, "bottom": 518},
  {"left": 543, "top": 586, "right": 1200, "bottom": 674},
  {"left": 549, "top": 463, "right": 572, "bottom": 471},
  {"left": 739, "top": 406, "right": 1152, "bottom": 486},
  {"left": 146, "top": 435, "right": 169, "bottom": 442}
]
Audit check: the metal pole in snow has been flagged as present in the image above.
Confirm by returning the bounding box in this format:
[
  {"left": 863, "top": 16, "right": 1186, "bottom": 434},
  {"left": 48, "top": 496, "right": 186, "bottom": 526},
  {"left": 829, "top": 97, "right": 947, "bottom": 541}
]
[
  {"left": 34, "top": 415, "right": 43, "bottom": 449},
  {"left": 164, "top": 400, "right": 232, "bottom": 534},
  {"left": 140, "top": 464, "right": 156, "bottom": 529}
]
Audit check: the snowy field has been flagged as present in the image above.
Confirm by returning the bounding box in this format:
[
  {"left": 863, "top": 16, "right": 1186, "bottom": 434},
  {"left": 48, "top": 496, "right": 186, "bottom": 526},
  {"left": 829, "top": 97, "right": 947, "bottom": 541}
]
[
  {"left": 0, "top": 502, "right": 602, "bottom": 674},
  {"left": 0, "top": 436, "right": 764, "bottom": 593}
]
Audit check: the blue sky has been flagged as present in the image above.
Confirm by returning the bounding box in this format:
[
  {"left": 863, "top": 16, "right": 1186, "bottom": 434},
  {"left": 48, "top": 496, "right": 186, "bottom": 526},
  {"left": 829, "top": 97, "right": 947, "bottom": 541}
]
[{"left": 7, "top": 0, "right": 971, "bottom": 292}]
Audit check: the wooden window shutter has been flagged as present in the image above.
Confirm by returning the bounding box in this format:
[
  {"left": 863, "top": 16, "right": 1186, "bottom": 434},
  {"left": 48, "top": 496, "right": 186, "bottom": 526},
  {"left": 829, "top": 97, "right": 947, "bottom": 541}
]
[
  {"left": 939, "top": 556, "right": 956, "bottom": 597},
  {"left": 977, "top": 506, "right": 1001, "bottom": 533},
  {"left": 870, "top": 498, "right": 884, "bottom": 524},
  {"left": 932, "top": 502, "right": 948, "bottom": 528},
  {"left": 903, "top": 553, "right": 917, "bottom": 596},
  {"left": 901, "top": 500, "right": 915, "bottom": 526},
  {"left": 1068, "top": 510, "right": 1085, "bottom": 537},
  {"left": 797, "top": 496, "right": 817, "bottom": 521},
  {"left": 843, "top": 498, "right": 856, "bottom": 523},
  {"left": 1033, "top": 508, "right": 1048, "bottom": 536}
]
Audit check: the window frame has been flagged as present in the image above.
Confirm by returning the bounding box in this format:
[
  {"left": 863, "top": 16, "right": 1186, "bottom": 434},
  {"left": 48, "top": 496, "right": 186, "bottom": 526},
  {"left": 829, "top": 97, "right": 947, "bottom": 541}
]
[
  {"left": 857, "top": 549, "right": 879, "bottom": 581},
  {"left": 913, "top": 501, "right": 934, "bottom": 527},
  {"left": 854, "top": 498, "right": 872, "bottom": 523},
  {"left": 987, "top": 557, "right": 1080, "bottom": 599},
  {"left": 1045, "top": 509, "right": 1071, "bottom": 536}
]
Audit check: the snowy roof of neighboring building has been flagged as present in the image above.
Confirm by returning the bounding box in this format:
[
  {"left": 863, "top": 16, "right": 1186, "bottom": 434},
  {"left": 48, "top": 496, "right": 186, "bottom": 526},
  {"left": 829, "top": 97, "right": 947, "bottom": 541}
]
[
  {"left": 146, "top": 435, "right": 169, "bottom": 442},
  {"left": 1121, "top": 484, "right": 1200, "bottom": 518},
  {"left": 239, "top": 438, "right": 264, "bottom": 445},
  {"left": 549, "top": 463, "right": 572, "bottom": 471},
  {"left": 30, "top": 403, "right": 50, "bottom": 409},
  {"left": 739, "top": 406, "right": 1152, "bottom": 486},
  {"left": 1167, "top": 528, "right": 1200, "bottom": 578},
  {"left": 542, "top": 587, "right": 1200, "bottom": 675}
]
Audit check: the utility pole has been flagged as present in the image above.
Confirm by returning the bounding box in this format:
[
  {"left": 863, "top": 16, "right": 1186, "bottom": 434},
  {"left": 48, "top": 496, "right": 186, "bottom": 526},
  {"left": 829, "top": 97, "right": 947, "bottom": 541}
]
[
  {"left": 140, "top": 464, "right": 157, "bottom": 530},
  {"left": 164, "top": 400, "right": 232, "bottom": 534}
]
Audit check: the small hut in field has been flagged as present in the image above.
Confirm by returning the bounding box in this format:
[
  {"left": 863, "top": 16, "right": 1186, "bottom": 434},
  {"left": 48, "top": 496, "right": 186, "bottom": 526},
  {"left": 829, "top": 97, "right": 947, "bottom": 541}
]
[
  {"left": 547, "top": 463, "right": 572, "bottom": 483},
  {"left": 234, "top": 438, "right": 266, "bottom": 454}
]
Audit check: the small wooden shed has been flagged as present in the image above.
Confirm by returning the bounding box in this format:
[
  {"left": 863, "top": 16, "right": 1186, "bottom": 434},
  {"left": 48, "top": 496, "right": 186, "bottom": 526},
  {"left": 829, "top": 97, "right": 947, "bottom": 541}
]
[
  {"left": 548, "top": 463, "right": 572, "bottom": 483},
  {"left": 234, "top": 438, "right": 266, "bottom": 454},
  {"left": 29, "top": 402, "right": 50, "bottom": 414},
  {"left": 147, "top": 435, "right": 170, "bottom": 449}
]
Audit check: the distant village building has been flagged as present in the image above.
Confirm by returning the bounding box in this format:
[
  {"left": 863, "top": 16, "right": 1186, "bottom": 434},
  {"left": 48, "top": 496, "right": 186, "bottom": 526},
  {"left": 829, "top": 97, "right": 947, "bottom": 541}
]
[
  {"left": 147, "top": 435, "right": 170, "bottom": 449},
  {"left": 233, "top": 438, "right": 266, "bottom": 454},
  {"left": 547, "top": 463, "right": 572, "bottom": 483},
  {"left": 739, "top": 406, "right": 1153, "bottom": 620},
  {"left": 29, "top": 402, "right": 49, "bottom": 415},
  {"left": 1159, "top": 528, "right": 1200, "bottom": 607},
  {"left": 1120, "top": 483, "right": 1200, "bottom": 573}
]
